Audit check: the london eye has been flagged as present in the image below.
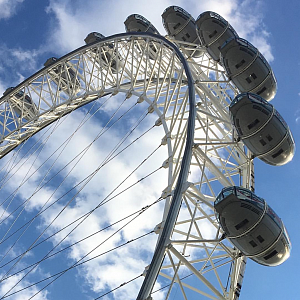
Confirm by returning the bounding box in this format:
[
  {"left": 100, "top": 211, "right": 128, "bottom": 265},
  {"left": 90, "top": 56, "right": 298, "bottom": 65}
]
[{"left": 0, "top": 5, "right": 295, "bottom": 300}]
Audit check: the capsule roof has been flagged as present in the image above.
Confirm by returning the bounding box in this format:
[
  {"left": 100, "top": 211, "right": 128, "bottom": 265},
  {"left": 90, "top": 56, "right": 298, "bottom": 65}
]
[
  {"left": 220, "top": 37, "right": 277, "bottom": 101},
  {"left": 196, "top": 11, "right": 238, "bottom": 61},
  {"left": 2, "top": 87, "right": 37, "bottom": 121},
  {"left": 124, "top": 14, "right": 159, "bottom": 34},
  {"left": 3, "top": 87, "right": 15, "bottom": 97},
  {"left": 44, "top": 57, "right": 58, "bottom": 67},
  {"left": 3, "top": 87, "right": 30, "bottom": 101},
  {"left": 43, "top": 56, "right": 81, "bottom": 95},
  {"left": 84, "top": 32, "right": 105, "bottom": 44}
]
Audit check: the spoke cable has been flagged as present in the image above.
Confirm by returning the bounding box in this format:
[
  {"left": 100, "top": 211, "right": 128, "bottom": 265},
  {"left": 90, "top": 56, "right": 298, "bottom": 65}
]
[
  {"left": 2, "top": 230, "right": 153, "bottom": 299},
  {"left": 0, "top": 149, "right": 162, "bottom": 298},
  {"left": 1, "top": 197, "right": 164, "bottom": 278},
  {"left": 0, "top": 97, "right": 117, "bottom": 263},
  {"left": 0, "top": 94, "right": 153, "bottom": 265},
  {"left": 0, "top": 94, "right": 112, "bottom": 210},
  {"left": 93, "top": 274, "right": 143, "bottom": 300},
  {"left": 0, "top": 118, "right": 157, "bottom": 249},
  {"left": 0, "top": 95, "right": 137, "bottom": 278},
  {"left": 0, "top": 107, "right": 77, "bottom": 193},
  {"left": 0, "top": 120, "right": 163, "bottom": 294},
  {"left": 0, "top": 93, "right": 133, "bottom": 244}
]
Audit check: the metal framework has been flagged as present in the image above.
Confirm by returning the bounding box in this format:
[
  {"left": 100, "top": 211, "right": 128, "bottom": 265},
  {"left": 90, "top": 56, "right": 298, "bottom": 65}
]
[{"left": 0, "top": 33, "right": 254, "bottom": 299}]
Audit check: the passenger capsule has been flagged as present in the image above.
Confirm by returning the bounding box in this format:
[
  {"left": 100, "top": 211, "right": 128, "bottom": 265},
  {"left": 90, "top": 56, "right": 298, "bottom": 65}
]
[
  {"left": 84, "top": 32, "right": 122, "bottom": 73},
  {"left": 124, "top": 14, "right": 160, "bottom": 60},
  {"left": 84, "top": 32, "right": 105, "bottom": 44},
  {"left": 44, "top": 57, "right": 80, "bottom": 95},
  {"left": 215, "top": 186, "right": 291, "bottom": 266},
  {"left": 162, "top": 6, "right": 202, "bottom": 57},
  {"left": 220, "top": 37, "right": 277, "bottom": 101},
  {"left": 230, "top": 93, "right": 295, "bottom": 166},
  {"left": 3, "top": 87, "right": 37, "bottom": 121},
  {"left": 195, "top": 11, "right": 238, "bottom": 61}
]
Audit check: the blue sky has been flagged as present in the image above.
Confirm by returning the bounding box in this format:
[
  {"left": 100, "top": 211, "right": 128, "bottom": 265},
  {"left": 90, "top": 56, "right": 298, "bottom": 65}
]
[{"left": 0, "top": 0, "right": 299, "bottom": 299}]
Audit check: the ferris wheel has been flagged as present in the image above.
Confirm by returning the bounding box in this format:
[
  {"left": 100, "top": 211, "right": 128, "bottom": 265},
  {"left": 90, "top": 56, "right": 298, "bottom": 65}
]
[{"left": 0, "top": 6, "right": 294, "bottom": 300}]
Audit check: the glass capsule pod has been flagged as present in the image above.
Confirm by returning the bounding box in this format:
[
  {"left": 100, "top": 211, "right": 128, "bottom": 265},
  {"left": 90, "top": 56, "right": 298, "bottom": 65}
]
[
  {"left": 84, "top": 32, "right": 122, "bottom": 74},
  {"left": 124, "top": 14, "right": 160, "bottom": 60},
  {"left": 220, "top": 37, "right": 277, "bottom": 101},
  {"left": 44, "top": 57, "right": 81, "bottom": 95},
  {"left": 230, "top": 93, "right": 295, "bottom": 166},
  {"left": 3, "top": 87, "right": 37, "bottom": 121},
  {"left": 84, "top": 32, "right": 105, "bottom": 44},
  {"left": 162, "top": 6, "right": 202, "bottom": 57},
  {"left": 195, "top": 11, "right": 238, "bottom": 61},
  {"left": 215, "top": 186, "right": 291, "bottom": 266}
]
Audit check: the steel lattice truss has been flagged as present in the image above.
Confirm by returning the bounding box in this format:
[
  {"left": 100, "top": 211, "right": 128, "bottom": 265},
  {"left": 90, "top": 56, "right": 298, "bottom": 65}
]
[{"left": 0, "top": 33, "right": 254, "bottom": 299}]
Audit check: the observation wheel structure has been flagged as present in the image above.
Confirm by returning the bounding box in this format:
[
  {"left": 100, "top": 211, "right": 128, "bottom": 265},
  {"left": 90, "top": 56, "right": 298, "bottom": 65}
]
[{"left": 0, "top": 18, "right": 276, "bottom": 300}]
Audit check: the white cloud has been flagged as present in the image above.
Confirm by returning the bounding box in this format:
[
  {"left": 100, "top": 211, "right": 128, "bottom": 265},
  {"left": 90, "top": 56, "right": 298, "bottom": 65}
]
[
  {"left": 0, "top": 45, "right": 41, "bottom": 88},
  {"left": 0, "top": 79, "right": 6, "bottom": 96},
  {"left": 0, "top": 0, "right": 24, "bottom": 20},
  {"left": 44, "top": 0, "right": 176, "bottom": 54},
  {"left": 0, "top": 271, "right": 49, "bottom": 300},
  {"left": 44, "top": 0, "right": 274, "bottom": 62}
]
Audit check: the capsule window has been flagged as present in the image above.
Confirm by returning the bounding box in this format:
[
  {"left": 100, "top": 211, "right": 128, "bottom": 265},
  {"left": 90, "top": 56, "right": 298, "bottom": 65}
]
[
  {"left": 272, "top": 148, "right": 284, "bottom": 158},
  {"left": 235, "top": 59, "right": 246, "bottom": 69},
  {"left": 240, "top": 203, "right": 252, "bottom": 210},
  {"left": 264, "top": 249, "right": 278, "bottom": 260},
  {"left": 257, "top": 235, "right": 265, "bottom": 243},
  {"left": 249, "top": 240, "right": 258, "bottom": 248},
  {"left": 176, "top": 13, "right": 189, "bottom": 21},
  {"left": 247, "top": 118, "right": 260, "bottom": 130},
  {"left": 235, "top": 118, "right": 243, "bottom": 135},
  {"left": 253, "top": 104, "right": 262, "bottom": 111},
  {"left": 251, "top": 207, "right": 260, "bottom": 215},
  {"left": 261, "top": 109, "right": 269, "bottom": 116},
  {"left": 209, "top": 30, "right": 217, "bottom": 39},
  {"left": 224, "top": 58, "right": 228, "bottom": 66},
  {"left": 259, "top": 139, "right": 266, "bottom": 146},
  {"left": 266, "top": 134, "right": 273, "bottom": 142},
  {"left": 246, "top": 73, "right": 257, "bottom": 84},
  {"left": 235, "top": 218, "right": 249, "bottom": 230},
  {"left": 240, "top": 47, "right": 254, "bottom": 57},
  {"left": 173, "top": 23, "right": 181, "bottom": 30},
  {"left": 212, "top": 19, "right": 225, "bottom": 28},
  {"left": 137, "top": 21, "right": 147, "bottom": 28},
  {"left": 257, "top": 86, "right": 267, "bottom": 95},
  {"left": 221, "top": 217, "right": 229, "bottom": 232},
  {"left": 247, "top": 49, "right": 254, "bottom": 56}
]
